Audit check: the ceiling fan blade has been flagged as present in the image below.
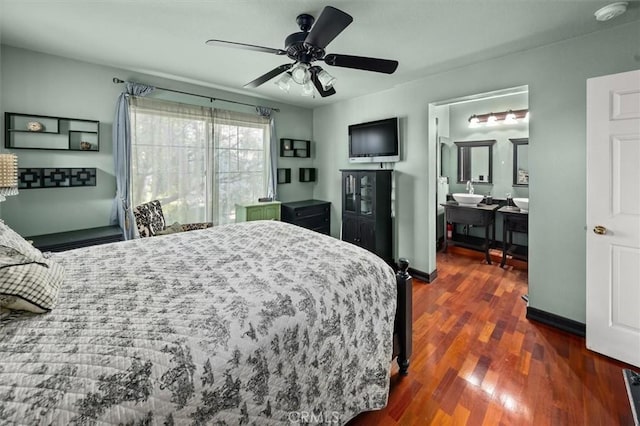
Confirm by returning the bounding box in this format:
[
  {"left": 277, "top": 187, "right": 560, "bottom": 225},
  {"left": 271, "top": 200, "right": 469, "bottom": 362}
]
[
  {"left": 310, "top": 66, "right": 336, "bottom": 98},
  {"left": 304, "top": 6, "right": 353, "bottom": 49},
  {"left": 244, "top": 64, "right": 293, "bottom": 88},
  {"left": 206, "top": 39, "right": 286, "bottom": 56},
  {"left": 323, "top": 54, "right": 398, "bottom": 74}
]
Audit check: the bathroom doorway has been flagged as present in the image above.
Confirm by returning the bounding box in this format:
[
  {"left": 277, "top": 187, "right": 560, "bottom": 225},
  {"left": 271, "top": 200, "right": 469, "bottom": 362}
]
[{"left": 429, "top": 86, "right": 529, "bottom": 272}]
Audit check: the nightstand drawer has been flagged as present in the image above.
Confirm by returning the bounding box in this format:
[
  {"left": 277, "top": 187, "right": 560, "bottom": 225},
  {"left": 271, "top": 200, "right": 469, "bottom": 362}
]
[
  {"left": 281, "top": 199, "right": 331, "bottom": 234},
  {"left": 293, "top": 204, "right": 330, "bottom": 219},
  {"left": 295, "top": 214, "right": 330, "bottom": 230}
]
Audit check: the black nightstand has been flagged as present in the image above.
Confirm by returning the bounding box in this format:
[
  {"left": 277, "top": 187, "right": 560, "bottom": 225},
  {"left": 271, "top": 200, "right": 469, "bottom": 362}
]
[
  {"left": 26, "top": 225, "right": 124, "bottom": 252},
  {"left": 281, "top": 199, "right": 331, "bottom": 235}
]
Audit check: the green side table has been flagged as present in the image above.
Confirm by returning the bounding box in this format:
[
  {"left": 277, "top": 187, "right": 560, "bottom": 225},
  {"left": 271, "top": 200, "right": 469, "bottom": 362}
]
[{"left": 235, "top": 201, "right": 281, "bottom": 223}]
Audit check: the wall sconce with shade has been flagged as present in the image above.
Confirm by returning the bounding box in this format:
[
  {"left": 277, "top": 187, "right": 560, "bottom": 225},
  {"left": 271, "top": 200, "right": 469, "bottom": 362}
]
[
  {"left": 468, "top": 109, "right": 529, "bottom": 128},
  {"left": 0, "top": 154, "right": 19, "bottom": 202}
]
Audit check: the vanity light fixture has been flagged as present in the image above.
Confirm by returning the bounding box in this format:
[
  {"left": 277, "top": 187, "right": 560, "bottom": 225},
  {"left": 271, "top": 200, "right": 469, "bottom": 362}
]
[{"left": 467, "top": 109, "right": 529, "bottom": 128}]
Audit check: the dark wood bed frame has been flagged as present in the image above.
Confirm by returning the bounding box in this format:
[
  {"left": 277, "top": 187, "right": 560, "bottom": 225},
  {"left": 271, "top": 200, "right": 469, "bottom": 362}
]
[{"left": 393, "top": 258, "right": 413, "bottom": 375}]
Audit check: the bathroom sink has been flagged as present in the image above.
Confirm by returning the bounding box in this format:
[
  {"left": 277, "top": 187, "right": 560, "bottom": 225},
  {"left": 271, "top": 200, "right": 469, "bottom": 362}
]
[
  {"left": 513, "top": 197, "right": 529, "bottom": 212},
  {"left": 452, "top": 193, "right": 485, "bottom": 207}
]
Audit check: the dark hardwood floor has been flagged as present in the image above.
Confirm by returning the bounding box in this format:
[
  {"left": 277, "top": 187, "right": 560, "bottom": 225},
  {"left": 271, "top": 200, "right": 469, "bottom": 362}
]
[{"left": 349, "top": 251, "right": 636, "bottom": 425}]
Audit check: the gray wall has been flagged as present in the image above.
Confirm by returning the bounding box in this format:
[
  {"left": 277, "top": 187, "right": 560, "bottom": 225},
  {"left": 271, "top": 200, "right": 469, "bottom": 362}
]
[
  {"left": 0, "top": 45, "right": 313, "bottom": 236},
  {"left": 312, "top": 21, "right": 640, "bottom": 323}
]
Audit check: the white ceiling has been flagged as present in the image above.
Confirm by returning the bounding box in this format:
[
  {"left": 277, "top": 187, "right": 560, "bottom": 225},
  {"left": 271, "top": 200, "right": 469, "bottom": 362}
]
[{"left": 1, "top": 0, "right": 638, "bottom": 109}]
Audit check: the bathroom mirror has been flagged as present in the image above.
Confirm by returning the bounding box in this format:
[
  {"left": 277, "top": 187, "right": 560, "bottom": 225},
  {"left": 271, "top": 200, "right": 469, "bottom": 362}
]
[
  {"left": 511, "top": 138, "right": 529, "bottom": 186},
  {"left": 455, "top": 140, "right": 495, "bottom": 184}
]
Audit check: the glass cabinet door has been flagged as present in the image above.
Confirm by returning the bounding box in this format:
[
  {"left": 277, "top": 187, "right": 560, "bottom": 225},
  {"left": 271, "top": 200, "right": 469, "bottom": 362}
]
[
  {"left": 359, "top": 173, "right": 375, "bottom": 216},
  {"left": 344, "top": 173, "right": 357, "bottom": 213}
]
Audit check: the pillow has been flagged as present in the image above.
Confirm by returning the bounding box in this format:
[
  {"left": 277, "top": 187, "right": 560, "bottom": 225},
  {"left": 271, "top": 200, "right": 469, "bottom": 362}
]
[
  {"left": 179, "top": 222, "right": 213, "bottom": 232},
  {"left": 0, "top": 220, "right": 44, "bottom": 260},
  {"left": 0, "top": 245, "right": 39, "bottom": 268},
  {"left": 0, "top": 249, "right": 64, "bottom": 313},
  {"left": 133, "top": 200, "right": 166, "bottom": 237},
  {"left": 156, "top": 222, "right": 184, "bottom": 236}
]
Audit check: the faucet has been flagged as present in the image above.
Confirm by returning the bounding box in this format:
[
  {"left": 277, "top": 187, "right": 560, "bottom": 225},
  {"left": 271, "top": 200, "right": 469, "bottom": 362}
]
[{"left": 466, "top": 180, "right": 475, "bottom": 194}]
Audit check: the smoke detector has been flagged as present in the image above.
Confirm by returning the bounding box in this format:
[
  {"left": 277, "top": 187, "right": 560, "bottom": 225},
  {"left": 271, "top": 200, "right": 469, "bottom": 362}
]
[{"left": 594, "top": 2, "right": 628, "bottom": 21}]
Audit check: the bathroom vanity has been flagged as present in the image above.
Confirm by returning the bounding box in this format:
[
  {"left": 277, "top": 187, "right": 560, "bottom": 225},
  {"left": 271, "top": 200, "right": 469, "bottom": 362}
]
[
  {"left": 442, "top": 202, "right": 500, "bottom": 264},
  {"left": 498, "top": 206, "right": 529, "bottom": 267}
]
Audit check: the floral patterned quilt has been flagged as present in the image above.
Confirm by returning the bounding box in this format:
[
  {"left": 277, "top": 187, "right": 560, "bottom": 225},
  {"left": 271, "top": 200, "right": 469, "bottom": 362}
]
[{"left": 0, "top": 221, "right": 397, "bottom": 425}]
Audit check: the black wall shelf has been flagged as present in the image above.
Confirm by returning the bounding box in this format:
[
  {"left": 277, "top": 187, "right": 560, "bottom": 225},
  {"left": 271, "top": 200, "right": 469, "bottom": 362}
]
[
  {"left": 5, "top": 112, "right": 100, "bottom": 151},
  {"left": 280, "top": 138, "right": 310, "bottom": 158},
  {"left": 18, "top": 168, "right": 97, "bottom": 189},
  {"left": 299, "top": 168, "right": 316, "bottom": 182},
  {"left": 277, "top": 168, "right": 292, "bottom": 184}
]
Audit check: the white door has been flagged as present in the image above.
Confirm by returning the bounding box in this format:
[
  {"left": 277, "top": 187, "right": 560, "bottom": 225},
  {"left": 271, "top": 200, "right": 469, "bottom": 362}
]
[{"left": 586, "top": 69, "right": 640, "bottom": 367}]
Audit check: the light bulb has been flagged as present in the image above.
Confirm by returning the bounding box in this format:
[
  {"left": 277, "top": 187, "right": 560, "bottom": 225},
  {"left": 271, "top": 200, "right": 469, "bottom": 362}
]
[
  {"left": 468, "top": 115, "right": 480, "bottom": 128},
  {"left": 275, "top": 73, "right": 292, "bottom": 92},
  {"left": 291, "top": 64, "right": 310, "bottom": 84},
  {"left": 524, "top": 111, "right": 530, "bottom": 122},
  {"left": 504, "top": 110, "right": 517, "bottom": 124},
  {"left": 301, "top": 81, "right": 314, "bottom": 97},
  {"left": 317, "top": 69, "right": 336, "bottom": 89},
  {"left": 486, "top": 113, "right": 499, "bottom": 126}
]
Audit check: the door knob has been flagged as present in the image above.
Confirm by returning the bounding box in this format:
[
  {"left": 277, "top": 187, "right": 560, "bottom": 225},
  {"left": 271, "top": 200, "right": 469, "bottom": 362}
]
[{"left": 593, "top": 225, "right": 607, "bottom": 235}]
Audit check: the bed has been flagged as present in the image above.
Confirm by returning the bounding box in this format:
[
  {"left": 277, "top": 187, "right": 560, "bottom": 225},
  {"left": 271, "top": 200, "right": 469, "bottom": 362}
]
[{"left": 0, "top": 220, "right": 411, "bottom": 425}]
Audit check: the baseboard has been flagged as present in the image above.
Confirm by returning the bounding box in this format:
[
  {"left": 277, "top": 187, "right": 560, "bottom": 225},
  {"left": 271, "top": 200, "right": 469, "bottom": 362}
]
[
  {"left": 407, "top": 267, "right": 437, "bottom": 283},
  {"left": 526, "top": 306, "right": 586, "bottom": 337}
]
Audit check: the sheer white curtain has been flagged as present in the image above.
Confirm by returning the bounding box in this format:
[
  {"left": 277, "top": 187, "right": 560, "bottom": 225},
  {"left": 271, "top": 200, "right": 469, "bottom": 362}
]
[
  {"left": 213, "top": 109, "right": 270, "bottom": 225},
  {"left": 130, "top": 97, "right": 213, "bottom": 224},
  {"left": 130, "top": 97, "right": 271, "bottom": 226}
]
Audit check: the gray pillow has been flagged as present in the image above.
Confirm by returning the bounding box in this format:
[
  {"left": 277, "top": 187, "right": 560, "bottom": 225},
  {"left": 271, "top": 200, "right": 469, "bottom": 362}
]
[
  {"left": 0, "top": 221, "right": 44, "bottom": 259},
  {"left": 0, "top": 245, "right": 64, "bottom": 313},
  {"left": 155, "top": 222, "right": 184, "bottom": 236}
]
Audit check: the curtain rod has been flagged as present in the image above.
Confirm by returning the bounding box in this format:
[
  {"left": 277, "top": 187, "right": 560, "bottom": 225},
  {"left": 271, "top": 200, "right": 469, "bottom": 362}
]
[{"left": 112, "top": 77, "right": 280, "bottom": 112}]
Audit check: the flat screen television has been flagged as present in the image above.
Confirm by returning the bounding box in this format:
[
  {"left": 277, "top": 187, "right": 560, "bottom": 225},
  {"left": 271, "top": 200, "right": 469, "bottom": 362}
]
[{"left": 348, "top": 117, "right": 399, "bottom": 163}]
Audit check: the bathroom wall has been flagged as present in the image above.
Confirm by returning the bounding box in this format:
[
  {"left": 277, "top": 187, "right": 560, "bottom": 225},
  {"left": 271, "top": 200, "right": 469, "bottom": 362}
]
[{"left": 446, "top": 92, "right": 529, "bottom": 199}]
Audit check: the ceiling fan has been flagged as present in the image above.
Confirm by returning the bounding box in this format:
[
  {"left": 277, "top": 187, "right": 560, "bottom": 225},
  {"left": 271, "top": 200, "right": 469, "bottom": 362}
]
[{"left": 205, "top": 6, "right": 399, "bottom": 97}]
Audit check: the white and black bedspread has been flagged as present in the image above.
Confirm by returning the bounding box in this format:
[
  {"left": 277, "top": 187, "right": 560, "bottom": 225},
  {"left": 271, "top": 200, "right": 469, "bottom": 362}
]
[{"left": 0, "top": 221, "right": 397, "bottom": 425}]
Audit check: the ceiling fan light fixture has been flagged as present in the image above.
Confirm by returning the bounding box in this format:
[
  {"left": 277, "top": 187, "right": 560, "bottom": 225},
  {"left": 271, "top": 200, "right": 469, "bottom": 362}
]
[
  {"left": 291, "top": 63, "right": 311, "bottom": 84},
  {"left": 275, "top": 73, "right": 292, "bottom": 92},
  {"left": 316, "top": 69, "right": 336, "bottom": 89},
  {"left": 301, "top": 81, "right": 315, "bottom": 97}
]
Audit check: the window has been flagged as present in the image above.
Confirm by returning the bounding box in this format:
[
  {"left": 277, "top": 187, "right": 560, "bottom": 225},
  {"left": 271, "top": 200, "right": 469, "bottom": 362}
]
[
  {"left": 130, "top": 97, "right": 270, "bottom": 226},
  {"left": 213, "top": 110, "right": 271, "bottom": 224}
]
